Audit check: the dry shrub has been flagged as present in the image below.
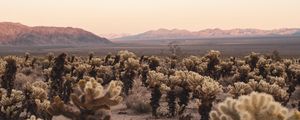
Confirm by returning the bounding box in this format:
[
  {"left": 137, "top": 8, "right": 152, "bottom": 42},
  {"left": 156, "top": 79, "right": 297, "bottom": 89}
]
[
  {"left": 21, "top": 67, "right": 34, "bottom": 76},
  {"left": 125, "top": 79, "right": 152, "bottom": 114},
  {"left": 15, "top": 73, "right": 43, "bottom": 90}
]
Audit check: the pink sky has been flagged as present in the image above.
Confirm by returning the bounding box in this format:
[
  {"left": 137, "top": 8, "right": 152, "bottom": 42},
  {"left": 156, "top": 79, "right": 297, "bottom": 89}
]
[{"left": 1, "top": 0, "right": 300, "bottom": 34}]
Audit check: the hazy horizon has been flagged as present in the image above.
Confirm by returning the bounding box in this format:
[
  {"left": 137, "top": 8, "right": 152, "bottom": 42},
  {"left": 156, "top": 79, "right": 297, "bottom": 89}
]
[{"left": 1, "top": 0, "right": 300, "bottom": 35}]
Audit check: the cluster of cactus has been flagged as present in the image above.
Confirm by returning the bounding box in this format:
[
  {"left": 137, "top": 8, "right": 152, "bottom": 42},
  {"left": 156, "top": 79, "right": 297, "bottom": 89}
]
[
  {"left": 210, "top": 92, "right": 300, "bottom": 120},
  {"left": 0, "top": 52, "right": 126, "bottom": 120},
  {"left": 0, "top": 50, "right": 299, "bottom": 120},
  {"left": 47, "top": 77, "right": 123, "bottom": 120}
]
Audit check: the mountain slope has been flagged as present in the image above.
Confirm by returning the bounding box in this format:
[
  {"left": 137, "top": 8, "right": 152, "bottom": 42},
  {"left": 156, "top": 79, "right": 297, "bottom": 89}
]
[
  {"left": 115, "top": 28, "right": 300, "bottom": 41},
  {"left": 0, "top": 22, "right": 111, "bottom": 45}
]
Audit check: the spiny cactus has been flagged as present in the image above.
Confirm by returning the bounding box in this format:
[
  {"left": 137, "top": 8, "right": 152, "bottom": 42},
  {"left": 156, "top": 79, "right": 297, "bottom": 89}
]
[
  {"left": 272, "top": 50, "right": 282, "bottom": 61},
  {"left": 0, "top": 89, "right": 25, "bottom": 119},
  {"left": 177, "top": 86, "right": 190, "bottom": 115},
  {"left": 205, "top": 50, "right": 221, "bottom": 79},
  {"left": 23, "top": 81, "right": 51, "bottom": 119},
  {"left": 121, "top": 58, "right": 140, "bottom": 95},
  {"left": 49, "top": 53, "right": 67, "bottom": 100},
  {"left": 245, "top": 52, "right": 260, "bottom": 70},
  {"left": 219, "top": 61, "right": 235, "bottom": 77},
  {"left": 193, "top": 76, "right": 222, "bottom": 120},
  {"left": 209, "top": 98, "right": 240, "bottom": 120},
  {"left": 97, "top": 65, "right": 114, "bottom": 85},
  {"left": 235, "top": 64, "right": 251, "bottom": 82},
  {"left": 118, "top": 50, "right": 137, "bottom": 61},
  {"left": 256, "top": 57, "right": 270, "bottom": 78},
  {"left": 88, "top": 52, "right": 94, "bottom": 63},
  {"left": 228, "top": 82, "right": 253, "bottom": 98},
  {"left": 150, "top": 84, "right": 162, "bottom": 117},
  {"left": 148, "top": 56, "right": 160, "bottom": 71},
  {"left": 48, "top": 78, "right": 123, "bottom": 120},
  {"left": 25, "top": 52, "right": 30, "bottom": 62},
  {"left": 228, "top": 79, "right": 289, "bottom": 103},
  {"left": 147, "top": 71, "right": 168, "bottom": 117},
  {"left": 1, "top": 57, "right": 17, "bottom": 97},
  {"left": 210, "top": 92, "right": 299, "bottom": 120},
  {"left": 47, "top": 52, "right": 54, "bottom": 63},
  {"left": 182, "top": 56, "right": 201, "bottom": 72},
  {"left": 166, "top": 86, "right": 176, "bottom": 117},
  {"left": 62, "top": 74, "right": 74, "bottom": 103},
  {"left": 270, "top": 62, "right": 286, "bottom": 77},
  {"left": 141, "top": 65, "right": 150, "bottom": 87},
  {"left": 74, "top": 64, "right": 90, "bottom": 82}
]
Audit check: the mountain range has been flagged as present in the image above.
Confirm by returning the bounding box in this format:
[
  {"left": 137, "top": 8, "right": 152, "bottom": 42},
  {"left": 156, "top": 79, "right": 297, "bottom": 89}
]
[
  {"left": 1, "top": 22, "right": 300, "bottom": 46},
  {"left": 0, "top": 22, "right": 111, "bottom": 46},
  {"left": 115, "top": 28, "right": 300, "bottom": 41}
]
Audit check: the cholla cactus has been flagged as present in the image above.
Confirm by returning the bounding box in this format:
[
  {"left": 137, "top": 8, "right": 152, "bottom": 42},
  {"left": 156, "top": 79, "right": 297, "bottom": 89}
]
[
  {"left": 147, "top": 71, "right": 168, "bottom": 88},
  {"left": 0, "top": 89, "right": 25, "bottom": 119},
  {"left": 141, "top": 65, "right": 150, "bottom": 87},
  {"left": 49, "top": 53, "right": 67, "bottom": 100},
  {"left": 193, "top": 76, "right": 223, "bottom": 120},
  {"left": 255, "top": 80, "right": 289, "bottom": 103},
  {"left": 267, "top": 76, "right": 286, "bottom": 87},
  {"left": 287, "top": 64, "right": 300, "bottom": 98},
  {"left": 204, "top": 50, "right": 221, "bottom": 79},
  {"left": 182, "top": 56, "right": 201, "bottom": 72},
  {"left": 229, "top": 79, "right": 288, "bottom": 103},
  {"left": 48, "top": 78, "right": 123, "bottom": 120},
  {"left": 272, "top": 50, "right": 281, "bottom": 61},
  {"left": 256, "top": 57, "right": 270, "bottom": 78},
  {"left": 118, "top": 50, "right": 137, "bottom": 61},
  {"left": 270, "top": 62, "right": 286, "bottom": 77},
  {"left": 121, "top": 58, "right": 140, "bottom": 95},
  {"left": 47, "top": 52, "right": 54, "bottom": 62},
  {"left": 88, "top": 52, "right": 94, "bottom": 63},
  {"left": 219, "top": 61, "right": 235, "bottom": 77},
  {"left": 209, "top": 98, "right": 240, "bottom": 120},
  {"left": 62, "top": 74, "right": 75, "bottom": 103},
  {"left": 235, "top": 64, "right": 251, "bottom": 82},
  {"left": 27, "top": 115, "right": 42, "bottom": 120},
  {"left": 237, "top": 92, "right": 287, "bottom": 120},
  {"left": 23, "top": 81, "right": 50, "bottom": 119},
  {"left": 210, "top": 92, "right": 298, "bottom": 120},
  {"left": 89, "top": 58, "right": 102, "bottom": 78},
  {"left": 124, "top": 58, "right": 140, "bottom": 71},
  {"left": 97, "top": 65, "right": 114, "bottom": 85},
  {"left": 169, "top": 71, "right": 205, "bottom": 115},
  {"left": 1, "top": 56, "right": 17, "bottom": 96},
  {"left": 170, "top": 70, "right": 222, "bottom": 119},
  {"left": 25, "top": 52, "right": 30, "bottom": 62},
  {"left": 228, "top": 82, "right": 253, "bottom": 98},
  {"left": 74, "top": 63, "right": 91, "bottom": 82},
  {"left": 148, "top": 56, "right": 160, "bottom": 70},
  {"left": 0, "top": 59, "right": 5, "bottom": 75},
  {"left": 104, "top": 53, "right": 112, "bottom": 65},
  {"left": 169, "top": 70, "right": 206, "bottom": 88},
  {"left": 245, "top": 52, "right": 260, "bottom": 70},
  {"left": 90, "top": 58, "right": 102, "bottom": 67},
  {"left": 147, "top": 71, "right": 168, "bottom": 117},
  {"left": 286, "top": 110, "right": 300, "bottom": 120}
]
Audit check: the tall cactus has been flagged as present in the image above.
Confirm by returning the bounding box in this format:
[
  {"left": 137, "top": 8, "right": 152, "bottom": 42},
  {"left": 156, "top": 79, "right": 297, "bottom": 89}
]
[
  {"left": 1, "top": 57, "right": 17, "bottom": 97},
  {"left": 49, "top": 53, "right": 66, "bottom": 99}
]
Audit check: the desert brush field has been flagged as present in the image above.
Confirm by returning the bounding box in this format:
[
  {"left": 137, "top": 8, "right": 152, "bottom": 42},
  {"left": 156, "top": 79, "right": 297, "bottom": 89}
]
[{"left": 0, "top": 50, "right": 299, "bottom": 120}]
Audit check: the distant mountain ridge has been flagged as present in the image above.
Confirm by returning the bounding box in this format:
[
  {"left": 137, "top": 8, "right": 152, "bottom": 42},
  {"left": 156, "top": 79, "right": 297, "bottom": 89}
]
[
  {"left": 0, "top": 22, "right": 111, "bottom": 46},
  {"left": 115, "top": 28, "right": 300, "bottom": 41},
  {"left": 99, "top": 33, "right": 131, "bottom": 40}
]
